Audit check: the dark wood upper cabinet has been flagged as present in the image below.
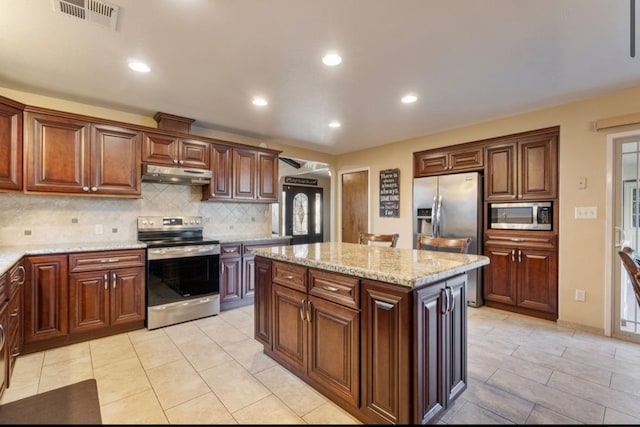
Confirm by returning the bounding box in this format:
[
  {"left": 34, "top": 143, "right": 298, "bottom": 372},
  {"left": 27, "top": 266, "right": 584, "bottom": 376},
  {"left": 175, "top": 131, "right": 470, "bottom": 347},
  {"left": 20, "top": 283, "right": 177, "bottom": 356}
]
[
  {"left": 0, "top": 96, "right": 24, "bottom": 192},
  {"left": 204, "top": 143, "right": 233, "bottom": 200},
  {"left": 25, "top": 110, "right": 141, "bottom": 197},
  {"left": 142, "top": 131, "right": 209, "bottom": 169},
  {"left": 415, "top": 144, "right": 483, "bottom": 177},
  {"left": 485, "top": 130, "right": 558, "bottom": 201}
]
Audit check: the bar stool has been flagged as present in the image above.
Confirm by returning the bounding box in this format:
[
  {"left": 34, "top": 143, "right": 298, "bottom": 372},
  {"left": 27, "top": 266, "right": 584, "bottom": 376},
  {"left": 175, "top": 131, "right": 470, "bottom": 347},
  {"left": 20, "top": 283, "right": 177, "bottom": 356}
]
[{"left": 358, "top": 232, "right": 399, "bottom": 248}]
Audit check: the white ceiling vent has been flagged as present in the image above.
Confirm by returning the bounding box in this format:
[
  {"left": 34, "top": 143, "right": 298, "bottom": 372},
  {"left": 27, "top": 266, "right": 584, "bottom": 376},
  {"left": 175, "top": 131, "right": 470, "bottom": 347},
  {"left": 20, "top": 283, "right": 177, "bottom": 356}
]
[{"left": 52, "top": 0, "right": 120, "bottom": 31}]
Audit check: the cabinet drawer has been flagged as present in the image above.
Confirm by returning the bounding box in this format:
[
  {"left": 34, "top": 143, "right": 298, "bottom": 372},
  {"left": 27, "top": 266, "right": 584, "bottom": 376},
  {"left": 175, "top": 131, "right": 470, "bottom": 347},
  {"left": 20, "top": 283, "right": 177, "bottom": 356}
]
[
  {"left": 309, "top": 268, "right": 359, "bottom": 309},
  {"left": 243, "top": 239, "right": 290, "bottom": 256},
  {"left": 272, "top": 261, "right": 307, "bottom": 292},
  {"left": 69, "top": 249, "right": 146, "bottom": 272},
  {"left": 221, "top": 243, "right": 242, "bottom": 258},
  {"left": 7, "top": 291, "right": 19, "bottom": 338},
  {"left": 484, "top": 233, "right": 557, "bottom": 250}
]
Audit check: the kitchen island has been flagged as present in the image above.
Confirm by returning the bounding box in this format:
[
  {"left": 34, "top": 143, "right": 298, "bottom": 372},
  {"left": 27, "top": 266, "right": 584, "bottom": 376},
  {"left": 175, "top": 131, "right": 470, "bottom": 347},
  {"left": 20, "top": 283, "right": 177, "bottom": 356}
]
[{"left": 251, "top": 242, "right": 489, "bottom": 425}]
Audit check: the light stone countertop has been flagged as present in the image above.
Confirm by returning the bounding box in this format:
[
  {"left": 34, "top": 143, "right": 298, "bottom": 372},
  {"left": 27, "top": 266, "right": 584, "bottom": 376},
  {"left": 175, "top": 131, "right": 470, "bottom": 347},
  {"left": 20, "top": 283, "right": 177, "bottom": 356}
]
[
  {"left": 0, "top": 240, "right": 146, "bottom": 277},
  {"left": 215, "top": 235, "right": 292, "bottom": 244},
  {"left": 252, "top": 241, "right": 490, "bottom": 288}
]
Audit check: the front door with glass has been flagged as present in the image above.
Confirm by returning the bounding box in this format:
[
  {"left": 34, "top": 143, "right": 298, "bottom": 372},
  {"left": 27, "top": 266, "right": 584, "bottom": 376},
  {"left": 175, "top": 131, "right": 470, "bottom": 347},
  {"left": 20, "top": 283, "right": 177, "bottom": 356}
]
[{"left": 284, "top": 185, "right": 323, "bottom": 245}]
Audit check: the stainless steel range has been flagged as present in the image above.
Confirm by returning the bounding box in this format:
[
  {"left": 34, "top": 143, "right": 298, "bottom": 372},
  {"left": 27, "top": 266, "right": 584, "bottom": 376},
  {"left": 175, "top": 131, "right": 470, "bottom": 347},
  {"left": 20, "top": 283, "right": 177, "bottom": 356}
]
[{"left": 137, "top": 216, "right": 220, "bottom": 329}]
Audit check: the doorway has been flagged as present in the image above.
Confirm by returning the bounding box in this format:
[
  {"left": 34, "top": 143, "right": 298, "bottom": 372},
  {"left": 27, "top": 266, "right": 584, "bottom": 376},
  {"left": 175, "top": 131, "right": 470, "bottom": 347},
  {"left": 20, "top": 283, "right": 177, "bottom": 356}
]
[
  {"left": 284, "top": 184, "right": 324, "bottom": 245},
  {"left": 340, "top": 169, "right": 369, "bottom": 243},
  {"left": 612, "top": 134, "right": 640, "bottom": 343}
]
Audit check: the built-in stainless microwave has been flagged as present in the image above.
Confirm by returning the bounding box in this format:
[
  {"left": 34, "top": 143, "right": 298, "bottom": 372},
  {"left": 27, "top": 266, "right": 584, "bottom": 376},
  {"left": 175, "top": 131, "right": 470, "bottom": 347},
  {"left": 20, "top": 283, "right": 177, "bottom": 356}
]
[{"left": 489, "top": 201, "right": 553, "bottom": 231}]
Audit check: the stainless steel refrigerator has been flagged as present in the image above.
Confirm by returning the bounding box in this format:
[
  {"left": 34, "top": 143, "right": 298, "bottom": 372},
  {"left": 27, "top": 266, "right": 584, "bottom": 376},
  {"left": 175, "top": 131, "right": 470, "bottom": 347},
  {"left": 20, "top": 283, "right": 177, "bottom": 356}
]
[{"left": 413, "top": 172, "right": 483, "bottom": 307}]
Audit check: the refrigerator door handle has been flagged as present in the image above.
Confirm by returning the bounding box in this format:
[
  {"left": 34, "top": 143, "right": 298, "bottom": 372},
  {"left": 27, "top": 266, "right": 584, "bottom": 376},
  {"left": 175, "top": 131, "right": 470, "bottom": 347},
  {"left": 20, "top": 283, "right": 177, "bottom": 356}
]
[
  {"left": 435, "top": 195, "right": 443, "bottom": 237},
  {"left": 431, "top": 195, "right": 438, "bottom": 237}
]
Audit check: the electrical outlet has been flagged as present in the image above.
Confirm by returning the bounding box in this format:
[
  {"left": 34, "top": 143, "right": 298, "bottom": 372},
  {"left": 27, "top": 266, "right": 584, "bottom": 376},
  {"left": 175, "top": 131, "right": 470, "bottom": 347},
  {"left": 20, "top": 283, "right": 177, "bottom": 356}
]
[
  {"left": 94, "top": 224, "right": 103, "bottom": 234},
  {"left": 575, "top": 289, "right": 586, "bottom": 302},
  {"left": 577, "top": 176, "right": 587, "bottom": 189}
]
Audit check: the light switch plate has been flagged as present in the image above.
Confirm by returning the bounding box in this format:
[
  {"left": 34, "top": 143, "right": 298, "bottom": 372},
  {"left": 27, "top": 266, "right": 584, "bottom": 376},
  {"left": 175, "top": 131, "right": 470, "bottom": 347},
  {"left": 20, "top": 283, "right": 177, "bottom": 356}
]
[{"left": 575, "top": 206, "right": 597, "bottom": 219}]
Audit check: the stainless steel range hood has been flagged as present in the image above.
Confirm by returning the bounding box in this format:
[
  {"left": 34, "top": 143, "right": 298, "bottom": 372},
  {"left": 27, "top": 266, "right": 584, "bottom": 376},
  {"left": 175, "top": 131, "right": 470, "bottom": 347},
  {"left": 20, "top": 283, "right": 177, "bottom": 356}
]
[{"left": 142, "top": 164, "right": 212, "bottom": 185}]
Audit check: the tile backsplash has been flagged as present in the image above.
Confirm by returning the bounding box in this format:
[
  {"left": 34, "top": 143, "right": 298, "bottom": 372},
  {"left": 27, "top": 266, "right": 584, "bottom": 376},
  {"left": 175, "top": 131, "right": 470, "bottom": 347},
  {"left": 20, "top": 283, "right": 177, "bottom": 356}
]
[{"left": 0, "top": 183, "right": 271, "bottom": 245}]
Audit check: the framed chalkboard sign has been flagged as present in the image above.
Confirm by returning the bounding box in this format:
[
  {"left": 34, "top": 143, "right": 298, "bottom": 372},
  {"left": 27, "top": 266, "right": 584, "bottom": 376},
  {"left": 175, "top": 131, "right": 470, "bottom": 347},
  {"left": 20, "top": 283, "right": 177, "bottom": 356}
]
[{"left": 379, "top": 168, "right": 400, "bottom": 217}]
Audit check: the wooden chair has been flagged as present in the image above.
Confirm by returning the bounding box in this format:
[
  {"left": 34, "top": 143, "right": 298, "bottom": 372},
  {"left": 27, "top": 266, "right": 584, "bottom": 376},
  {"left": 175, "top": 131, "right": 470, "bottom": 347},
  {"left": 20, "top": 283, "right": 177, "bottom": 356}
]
[
  {"left": 358, "top": 232, "right": 399, "bottom": 248},
  {"left": 416, "top": 234, "right": 472, "bottom": 254},
  {"left": 618, "top": 246, "right": 640, "bottom": 308}
]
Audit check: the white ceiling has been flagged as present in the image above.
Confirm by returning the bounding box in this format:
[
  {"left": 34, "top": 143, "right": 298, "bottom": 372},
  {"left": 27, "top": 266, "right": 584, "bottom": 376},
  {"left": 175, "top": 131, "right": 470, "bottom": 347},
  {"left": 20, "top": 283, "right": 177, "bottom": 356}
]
[{"left": 1, "top": 0, "right": 638, "bottom": 155}]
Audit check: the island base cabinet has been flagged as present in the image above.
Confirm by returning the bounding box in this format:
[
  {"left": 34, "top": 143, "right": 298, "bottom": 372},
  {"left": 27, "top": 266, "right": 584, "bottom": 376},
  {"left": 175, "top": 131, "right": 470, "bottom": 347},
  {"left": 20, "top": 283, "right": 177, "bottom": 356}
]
[
  {"left": 270, "top": 283, "right": 360, "bottom": 408},
  {"left": 414, "top": 274, "right": 467, "bottom": 424}
]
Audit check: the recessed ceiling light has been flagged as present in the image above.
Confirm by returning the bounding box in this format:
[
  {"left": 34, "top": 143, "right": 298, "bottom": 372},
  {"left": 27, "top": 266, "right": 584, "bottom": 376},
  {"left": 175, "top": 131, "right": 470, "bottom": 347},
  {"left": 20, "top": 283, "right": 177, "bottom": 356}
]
[
  {"left": 328, "top": 121, "right": 341, "bottom": 128},
  {"left": 322, "top": 52, "right": 342, "bottom": 66},
  {"left": 401, "top": 94, "right": 418, "bottom": 104},
  {"left": 252, "top": 97, "right": 268, "bottom": 106},
  {"left": 128, "top": 60, "right": 150, "bottom": 73}
]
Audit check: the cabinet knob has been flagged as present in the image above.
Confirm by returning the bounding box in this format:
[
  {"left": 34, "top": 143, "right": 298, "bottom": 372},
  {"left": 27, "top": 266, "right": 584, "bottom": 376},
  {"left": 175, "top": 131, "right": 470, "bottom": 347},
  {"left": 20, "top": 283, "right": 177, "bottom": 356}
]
[
  {"left": 179, "top": 160, "right": 184, "bottom": 164},
  {"left": 91, "top": 186, "right": 98, "bottom": 192},
  {"left": 173, "top": 159, "right": 179, "bottom": 164},
  {"left": 82, "top": 186, "right": 90, "bottom": 192}
]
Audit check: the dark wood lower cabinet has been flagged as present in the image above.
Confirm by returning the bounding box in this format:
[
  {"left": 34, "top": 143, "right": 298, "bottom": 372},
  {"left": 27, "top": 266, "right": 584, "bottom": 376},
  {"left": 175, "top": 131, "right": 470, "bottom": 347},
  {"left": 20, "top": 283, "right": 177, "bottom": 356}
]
[{"left": 255, "top": 255, "right": 468, "bottom": 425}]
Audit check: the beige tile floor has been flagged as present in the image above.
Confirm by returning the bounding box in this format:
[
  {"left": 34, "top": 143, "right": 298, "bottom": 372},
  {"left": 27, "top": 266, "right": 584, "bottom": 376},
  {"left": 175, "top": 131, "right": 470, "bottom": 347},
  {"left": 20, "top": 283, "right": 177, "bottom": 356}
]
[{"left": 3, "top": 304, "right": 640, "bottom": 424}]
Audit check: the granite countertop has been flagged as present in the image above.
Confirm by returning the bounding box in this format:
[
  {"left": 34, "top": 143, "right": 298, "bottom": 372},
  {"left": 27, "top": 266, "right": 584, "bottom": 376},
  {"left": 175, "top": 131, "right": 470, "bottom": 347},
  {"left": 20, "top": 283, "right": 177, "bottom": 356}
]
[
  {"left": 252, "top": 241, "right": 490, "bottom": 288},
  {"left": 0, "top": 240, "right": 146, "bottom": 277},
  {"left": 215, "top": 235, "right": 292, "bottom": 244}
]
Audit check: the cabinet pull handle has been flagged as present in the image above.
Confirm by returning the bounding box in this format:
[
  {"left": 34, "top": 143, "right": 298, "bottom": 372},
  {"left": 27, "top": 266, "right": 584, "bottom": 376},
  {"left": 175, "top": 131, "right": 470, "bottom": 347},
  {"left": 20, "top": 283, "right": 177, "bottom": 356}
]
[
  {"left": 283, "top": 275, "right": 294, "bottom": 280},
  {"left": 511, "top": 249, "right": 515, "bottom": 262},
  {"left": 100, "top": 258, "right": 120, "bottom": 263},
  {"left": 17, "top": 266, "right": 25, "bottom": 285},
  {"left": 448, "top": 288, "right": 455, "bottom": 314},
  {"left": 518, "top": 249, "right": 522, "bottom": 262},
  {"left": 323, "top": 285, "right": 339, "bottom": 292},
  {"left": 306, "top": 300, "right": 312, "bottom": 322},
  {"left": 104, "top": 273, "right": 108, "bottom": 289},
  {"left": 91, "top": 186, "right": 98, "bottom": 192},
  {"left": 223, "top": 248, "right": 237, "bottom": 253},
  {"left": 299, "top": 299, "right": 305, "bottom": 321},
  {"left": 82, "top": 186, "right": 90, "bottom": 192},
  {"left": 442, "top": 288, "right": 449, "bottom": 314},
  {"left": 10, "top": 308, "right": 18, "bottom": 317},
  {"left": 112, "top": 272, "right": 117, "bottom": 288}
]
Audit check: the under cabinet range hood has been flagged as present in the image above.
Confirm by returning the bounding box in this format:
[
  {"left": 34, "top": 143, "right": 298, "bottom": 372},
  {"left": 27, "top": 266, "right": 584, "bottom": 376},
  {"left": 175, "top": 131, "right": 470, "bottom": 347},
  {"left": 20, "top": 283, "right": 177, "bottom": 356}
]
[{"left": 141, "top": 164, "right": 212, "bottom": 185}]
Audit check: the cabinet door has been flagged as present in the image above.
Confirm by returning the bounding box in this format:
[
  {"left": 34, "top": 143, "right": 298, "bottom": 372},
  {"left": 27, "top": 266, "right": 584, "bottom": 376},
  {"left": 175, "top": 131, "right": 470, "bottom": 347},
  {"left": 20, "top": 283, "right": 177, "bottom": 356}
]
[
  {"left": 257, "top": 151, "right": 278, "bottom": 201},
  {"left": 516, "top": 248, "right": 558, "bottom": 315},
  {"left": 23, "top": 255, "right": 68, "bottom": 343},
  {"left": 179, "top": 138, "right": 210, "bottom": 168},
  {"left": 142, "top": 132, "right": 179, "bottom": 165},
  {"left": 307, "top": 295, "right": 360, "bottom": 407},
  {"left": 360, "top": 281, "right": 412, "bottom": 424},
  {"left": 254, "top": 257, "right": 272, "bottom": 346},
  {"left": 205, "top": 144, "right": 233, "bottom": 200},
  {"left": 25, "top": 112, "right": 90, "bottom": 193},
  {"left": 243, "top": 254, "right": 256, "bottom": 299},
  {"left": 110, "top": 267, "right": 145, "bottom": 326},
  {"left": 220, "top": 255, "right": 242, "bottom": 307},
  {"left": 69, "top": 271, "right": 109, "bottom": 334},
  {"left": 0, "top": 303, "right": 7, "bottom": 399},
  {"left": 415, "top": 151, "right": 448, "bottom": 176},
  {"left": 519, "top": 135, "right": 558, "bottom": 199},
  {"left": 443, "top": 274, "right": 467, "bottom": 404},
  {"left": 233, "top": 148, "right": 257, "bottom": 200},
  {"left": 484, "top": 142, "right": 517, "bottom": 201},
  {"left": 271, "top": 284, "right": 307, "bottom": 373},
  {"left": 483, "top": 244, "right": 517, "bottom": 305},
  {"left": 414, "top": 281, "right": 446, "bottom": 424},
  {"left": 92, "top": 124, "right": 141, "bottom": 195},
  {"left": 0, "top": 100, "right": 23, "bottom": 191}
]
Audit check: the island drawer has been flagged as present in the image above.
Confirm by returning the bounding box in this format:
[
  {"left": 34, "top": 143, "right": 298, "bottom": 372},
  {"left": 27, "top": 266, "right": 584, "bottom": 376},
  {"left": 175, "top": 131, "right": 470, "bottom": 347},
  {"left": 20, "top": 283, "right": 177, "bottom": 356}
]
[
  {"left": 309, "top": 268, "right": 359, "bottom": 309},
  {"left": 69, "top": 249, "right": 146, "bottom": 273},
  {"left": 220, "top": 243, "right": 242, "bottom": 258},
  {"left": 272, "top": 261, "right": 307, "bottom": 292}
]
